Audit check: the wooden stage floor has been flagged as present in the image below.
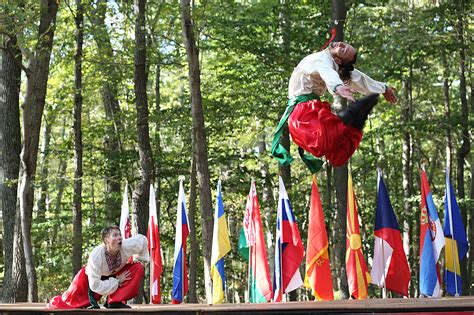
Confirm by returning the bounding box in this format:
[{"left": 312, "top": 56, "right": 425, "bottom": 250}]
[{"left": 0, "top": 297, "right": 473, "bottom": 314}]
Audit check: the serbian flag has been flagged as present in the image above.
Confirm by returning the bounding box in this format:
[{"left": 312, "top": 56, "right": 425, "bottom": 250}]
[
  {"left": 238, "top": 181, "right": 272, "bottom": 303},
  {"left": 211, "top": 180, "right": 231, "bottom": 304},
  {"left": 304, "top": 175, "right": 333, "bottom": 301},
  {"left": 172, "top": 181, "right": 189, "bottom": 304},
  {"left": 147, "top": 183, "right": 162, "bottom": 303},
  {"left": 273, "top": 176, "right": 304, "bottom": 302},
  {"left": 443, "top": 170, "right": 469, "bottom": 296},
  {"left": 419, "top": 168, "right": 445, "bottom": 298},
  {"left": 370, "top": 169, "right": 410, "bottom": 297},
  {"left": 346, "top": 171, "right": 370, "bottom": 299},
  {"left": 119, "top": 183, "right": 132, "bottom": 239}
]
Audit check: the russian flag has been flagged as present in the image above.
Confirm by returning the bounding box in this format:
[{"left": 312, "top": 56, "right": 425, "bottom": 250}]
[
  {"left": 119, "top": 183, "right": 132, "bottom": 239},
  {"left": 370, "top": 170, "right": 410, "bottom": 297},
  {"left": 273, "top": 176, "right": 304, "bottom": 302},
  {"left": 419, "top": 169, "right": 444, "bottom": 297},
  {"left": 172, "top": 181, "right": 189, "bottom": 304},
  {"left": 147, "top": 183, "right": 162, "bottom": 304}
]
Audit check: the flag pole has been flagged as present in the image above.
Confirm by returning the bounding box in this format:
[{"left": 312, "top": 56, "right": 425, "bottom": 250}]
[
  {"left": 377, "top": 169, "right": 387, "bottom": 299},
  {"left": 446, "top": 168, "right": 459, "bottom": 296},
  {"left": 149, "top": 247, "right": 152, "bottom": 303}
]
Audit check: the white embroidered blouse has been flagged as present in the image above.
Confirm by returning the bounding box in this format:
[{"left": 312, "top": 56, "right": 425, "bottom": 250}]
[
  {"left": 288, "top": 49, "right": 387, "bottom": 99},
  {"left": 85, "top": 234, "right": 149, "bottom": 295}
]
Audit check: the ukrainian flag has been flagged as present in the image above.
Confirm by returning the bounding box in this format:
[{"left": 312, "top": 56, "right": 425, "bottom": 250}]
[
  {"left": 444, "top": 170, "right": 469, "bottom": 296},
  {"left": 211, "top": 180, "right": 231, "bottom": 304}
]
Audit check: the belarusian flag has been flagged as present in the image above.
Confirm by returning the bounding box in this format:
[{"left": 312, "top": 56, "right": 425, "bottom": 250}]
[{"left": 238, "top": 181, "right": 272, "bottom": 303}]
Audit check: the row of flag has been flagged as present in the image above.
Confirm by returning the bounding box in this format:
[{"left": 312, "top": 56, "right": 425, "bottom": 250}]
[{"left": 119, "top": 168, "right": 469, "bottom": 304}]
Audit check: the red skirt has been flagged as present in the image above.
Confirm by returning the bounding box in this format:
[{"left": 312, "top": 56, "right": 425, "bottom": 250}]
[
  {"left": 288, "top": 99, "right": 362, "bottom": 167},
  {"left": 47, "top": 262, "right": 144, "bottom": 309}
]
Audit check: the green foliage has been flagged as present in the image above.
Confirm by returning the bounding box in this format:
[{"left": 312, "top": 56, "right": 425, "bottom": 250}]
[{"left": 3, "top": 0, "right": 470, "bottom": 302}]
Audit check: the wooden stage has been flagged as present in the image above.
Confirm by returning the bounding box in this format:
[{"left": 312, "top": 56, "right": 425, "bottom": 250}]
[{"left": 0, "top": 297, "right": 473, "bottom": 314}]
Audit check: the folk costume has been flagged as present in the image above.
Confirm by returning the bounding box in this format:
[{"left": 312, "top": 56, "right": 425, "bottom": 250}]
[
  {"left": 47, "top": 234, "right": 149, "bottom": 309},
  {"left": 272, "top": 48, "right": 387, "bottom": 171}
]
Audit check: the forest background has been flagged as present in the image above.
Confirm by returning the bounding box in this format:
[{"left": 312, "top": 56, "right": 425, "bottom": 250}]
[{"left": 0, "top": 0, "right": 472, "bottom": 304}]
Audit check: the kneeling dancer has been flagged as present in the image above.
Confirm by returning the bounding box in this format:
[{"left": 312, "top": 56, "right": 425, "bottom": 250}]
[
  {"left": 47, "top": 226, "right": 149, "bottom": 309},
  {"left": 272, "top": 41, "right": 397, "bottom": 170}
]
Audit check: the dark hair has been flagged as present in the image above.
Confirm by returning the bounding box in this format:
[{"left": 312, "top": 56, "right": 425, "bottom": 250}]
[
  {"left": 101, "top": 226, "right": 120, "bottom": 243},
  {"left": 338, "top": 52, "right": 357, "bottom": 83}
]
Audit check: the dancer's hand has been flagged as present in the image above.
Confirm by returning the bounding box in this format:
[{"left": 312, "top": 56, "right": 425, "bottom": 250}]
[
  {"left": 117, "top": 270, "right": 131, "bottom": 286},
  {"left": 383, "top": 86, "right": 397, "bottom": 104},
  {"left": 335, "top": 85, "right": 355, "bottom": 102}
]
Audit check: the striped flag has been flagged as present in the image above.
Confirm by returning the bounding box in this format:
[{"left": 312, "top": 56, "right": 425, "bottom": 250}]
[
  {"left": 211, "top": 180, "right": 231, "bottom": 304},
  {"left": 119, "top": 183, "right": 132, "bottom": 239},
  {"left": 370, "top": 169, "right": 410, "bottom": 297},
  {"left": 419, "top": 168, "right": 444, "bottom": 297},
  {"left": 238, "top": 181, "right": 272, "bottom": 303},
  {"left": 147, "top": 184, "right": 162, "bottom": 303},
  {"left": 172, "top": 181, "right": 189, "bottom": 304},
  {"left": 346, "top": 170, "right": 370, "bottom": 299},
  {"left": 273, "top": 176, "right": 304, "bottom": 302},
  {"left": 304, "top": 175, "right": 333, "bottom": 301},
  {"left": 443, "top": 170, "right": 469, "bottom": 296}
]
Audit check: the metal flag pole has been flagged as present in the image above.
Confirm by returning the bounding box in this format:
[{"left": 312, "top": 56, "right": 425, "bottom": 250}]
[{"left": 377, "top": 169, "right": 387, "bottom": 299}]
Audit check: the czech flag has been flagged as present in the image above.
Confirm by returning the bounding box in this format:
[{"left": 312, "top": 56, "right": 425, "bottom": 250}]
[
  {"left": 119, "top": 183, "right": 132, "bottom": 239},
  {"left": 147, "top": 184, "right": 162, "bottom": 303},
  {"left": 211, "top": 180, "right": 231, "bottom": 304},
  {"left": 370, "top": 169, "right": 410, "bottom": 297},
  {"left": 419, "top": 168, "right": 444, "bottom": 297},
  {"left": 443, "top": 170, "right": 469, "bottom": 296},
  {"left": 172, "top": 180, "right": 189, "bottom": 304},
  {"left": 273, "top": 176, "right": 304, "bottom": 302}
]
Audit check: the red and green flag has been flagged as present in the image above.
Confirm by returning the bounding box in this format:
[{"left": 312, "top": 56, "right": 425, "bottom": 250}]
[{"left": 238, "top": 181, "right": 272, "bottom": 303}]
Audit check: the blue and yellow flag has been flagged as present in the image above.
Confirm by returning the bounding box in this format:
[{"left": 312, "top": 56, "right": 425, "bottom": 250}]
[
  {"left": 211, "top": 180, "right": 231, "bottom": 304},
  {"left": 443, "top": 170, "right": 469, "bottom": 296}
]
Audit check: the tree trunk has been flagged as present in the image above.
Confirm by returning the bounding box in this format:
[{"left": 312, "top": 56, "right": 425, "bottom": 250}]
[
  {"left": 35, "top": 109, "right": 53, "bottom": 223},
  {"left": 0, "top": 30, "right": 27, "bottom": 303},
  {"left": 331, "top": 0, "right": 349, "bottom": 300},
  {"left": 71, "top": 0, "right": 84, "bottom": 277},
  {"left": 90, "top": 0, "right": 123, "bottom": 222},
  {"left": 441, "top": 48, "right": 453, "bottom": 174},
  {"left": 188, "top": 150, "right": 199, "bottom": 303},
  {"left": 401, "top": 71, "right": 414, "bottom": 296},
  {"left": 131, "top": 0, "right": 154, "bottom": 304},
  {"left": 180, "top": 0, "right": 214, "bottom": 303},
  {"left": 52, "top": 119, "right": 68, "bottom": 244},
  {"left": 18, "top": 0, "right": 58, "bottom": 301},
  {"left": 455, "top": 3, "right": 470, "bottom": 295}
]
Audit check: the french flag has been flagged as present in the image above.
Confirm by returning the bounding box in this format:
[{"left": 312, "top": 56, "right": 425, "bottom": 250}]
[
  {"left": 172, "top": 181, "right": 189, "bottom": 304},
  {"left": 370, "top": 170, "right": 410, "bottom": 297},
  {"left": 419, "top": 169, "right": 444, "bottom": 297},
  {"left": 273, "top": 176, "right": 304, "bottom": 302}
]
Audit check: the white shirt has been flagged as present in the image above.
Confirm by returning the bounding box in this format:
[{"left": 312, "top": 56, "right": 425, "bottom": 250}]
[
  {"left": 288, "top": 49, "right": 386, "bottom": 98},
  {"left": 85, "top": 234, "right": 149, "bottom": 295}
]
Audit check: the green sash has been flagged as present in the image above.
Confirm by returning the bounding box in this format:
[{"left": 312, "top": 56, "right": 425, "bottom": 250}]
[{"left": 271, "top": 93, "right": 324, "bottom": 174}]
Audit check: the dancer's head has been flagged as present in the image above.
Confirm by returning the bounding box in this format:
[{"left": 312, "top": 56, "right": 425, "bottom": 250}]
[
  {"left": 330, "top": 42, "right": 357, "bottom": 82},
  {"left": 101, "top": 226, "right": 122, "bottom": 253}
]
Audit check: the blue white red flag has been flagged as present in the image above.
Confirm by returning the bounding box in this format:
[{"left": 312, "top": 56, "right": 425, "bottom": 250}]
[
  {"left": 172, "top": 181, "right": 189, "bottom": 304},
  {"left": 273, "top": 176, "right": 304, "bottom": 302},
  {"left": 370, "top": 170, "right": 410, "bottom": 297},
  {"left": 419, "top": 169, "right": 444, "bottom": 298},
  {"left": 443, "top": 170, "right": 469, "bottom": 296}
]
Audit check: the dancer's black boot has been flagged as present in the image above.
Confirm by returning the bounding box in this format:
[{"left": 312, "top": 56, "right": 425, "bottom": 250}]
[{"left": 337, "top": 94, "right": 379, "bottom": 131}]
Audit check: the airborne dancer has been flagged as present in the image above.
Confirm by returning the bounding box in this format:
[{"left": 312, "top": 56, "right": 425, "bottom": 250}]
[{"left": 272, "top": 41, "right": 397, "bottom": 172}]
